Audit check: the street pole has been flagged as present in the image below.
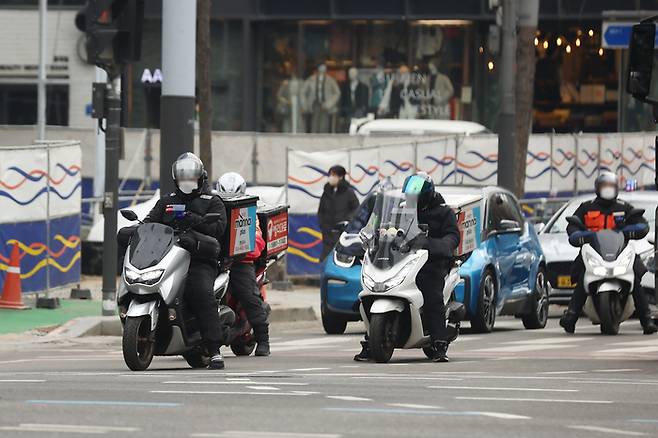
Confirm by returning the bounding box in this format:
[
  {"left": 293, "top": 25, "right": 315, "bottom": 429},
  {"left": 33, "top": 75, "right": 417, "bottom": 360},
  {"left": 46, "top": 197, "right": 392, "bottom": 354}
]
[
  {"left": 497, "top": 0, "right": 517, "bottom": 192},
  {"left": 101, "top": 78, "right": 121, "bottom": 316},
  {"left": 94, "top": 67, "right": 107, "bottom": 216},
  {"left": 160, "top": 0, "right": 197, "bottom": 195},
  {"left": 37, "top": 0, "right": 47, "bottom": 140}
]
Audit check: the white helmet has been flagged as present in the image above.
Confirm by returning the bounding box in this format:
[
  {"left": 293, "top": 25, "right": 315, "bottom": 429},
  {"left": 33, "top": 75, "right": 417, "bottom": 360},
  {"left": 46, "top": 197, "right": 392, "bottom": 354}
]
[{"left": 217, "top": 172, "right": 247, "bottom": 198}]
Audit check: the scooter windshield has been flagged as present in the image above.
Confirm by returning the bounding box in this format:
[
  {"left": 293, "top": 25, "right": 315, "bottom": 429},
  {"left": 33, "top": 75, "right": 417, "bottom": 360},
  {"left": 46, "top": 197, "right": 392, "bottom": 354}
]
[
  {"left": 129, "top": 223, "right": 176, "bottom": 270},
  {"left": 364, "top": 192, "right": 424, "bottom": 270},
  {"left": 591, "top": 230, "right": 626, "bottom": 262}
]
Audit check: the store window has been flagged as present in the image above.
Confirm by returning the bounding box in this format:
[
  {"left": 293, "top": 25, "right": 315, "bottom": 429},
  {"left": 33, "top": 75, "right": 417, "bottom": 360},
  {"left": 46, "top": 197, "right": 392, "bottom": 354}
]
[
  {"left": 533, "top": 24, "right": 618, "bottom": 133},
  {"left": 260, "top": 20, "right": 476, "bottom": 134},
  {"left": 0, "top": 84, "right": 68, "bottom": 126}
]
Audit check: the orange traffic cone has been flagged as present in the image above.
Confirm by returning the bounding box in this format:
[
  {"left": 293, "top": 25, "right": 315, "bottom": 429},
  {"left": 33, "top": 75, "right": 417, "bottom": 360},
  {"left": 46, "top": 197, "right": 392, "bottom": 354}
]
[{"left": 0, "top": 243, "right": 29, "bottom": 310}]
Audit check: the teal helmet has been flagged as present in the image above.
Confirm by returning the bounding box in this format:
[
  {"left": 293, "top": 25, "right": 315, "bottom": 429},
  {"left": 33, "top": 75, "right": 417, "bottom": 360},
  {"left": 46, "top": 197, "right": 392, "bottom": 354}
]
[{"left": 402, "top": 173, "right": 435, "bottom": 208}]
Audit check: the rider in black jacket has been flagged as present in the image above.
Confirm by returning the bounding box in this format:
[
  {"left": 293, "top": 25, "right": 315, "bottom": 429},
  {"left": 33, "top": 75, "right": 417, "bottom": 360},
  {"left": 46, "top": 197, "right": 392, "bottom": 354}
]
[
  {"left": 145, "top": 153, "right": 229, "bottom": 369},
  {"left": 560, "top": 171, "right": 656, "bottom": 335},
  {"left": 354, "top": 173, "right": 460, "bottom": 362}
]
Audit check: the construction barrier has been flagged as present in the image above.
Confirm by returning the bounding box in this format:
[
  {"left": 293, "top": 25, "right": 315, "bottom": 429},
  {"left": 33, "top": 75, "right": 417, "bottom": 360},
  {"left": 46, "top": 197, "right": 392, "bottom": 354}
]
[
  {"left": 0, "top": 141, "right": 82, "bottom": 295},
  {"left": 286, "top": 132, "right": 657, "bottom": 275}
]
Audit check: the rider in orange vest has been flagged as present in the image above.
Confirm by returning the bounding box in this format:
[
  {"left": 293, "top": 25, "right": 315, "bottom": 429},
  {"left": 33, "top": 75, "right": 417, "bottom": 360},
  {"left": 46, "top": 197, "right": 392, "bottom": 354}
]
[{"left": 560, "top": 171, "right": 656, "bottom": 334}]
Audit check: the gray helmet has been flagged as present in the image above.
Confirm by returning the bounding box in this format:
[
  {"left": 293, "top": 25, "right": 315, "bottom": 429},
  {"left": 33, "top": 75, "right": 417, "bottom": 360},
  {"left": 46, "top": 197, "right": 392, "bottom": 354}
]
[
  {"left": 172, "top": 153, "right": 205, "bottom": 195},
  {"left": 595, "top": 171, "right": 618, "bottom": 200}
]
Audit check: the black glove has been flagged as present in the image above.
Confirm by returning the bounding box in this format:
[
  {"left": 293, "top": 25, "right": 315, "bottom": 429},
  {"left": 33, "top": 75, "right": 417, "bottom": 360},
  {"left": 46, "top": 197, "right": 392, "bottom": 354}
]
[
  {"left": 184, "top": 211, "right": 204, "bottom": 228},
  {"left": 179, "top": 232, "right": 197, "bottom": 252}
]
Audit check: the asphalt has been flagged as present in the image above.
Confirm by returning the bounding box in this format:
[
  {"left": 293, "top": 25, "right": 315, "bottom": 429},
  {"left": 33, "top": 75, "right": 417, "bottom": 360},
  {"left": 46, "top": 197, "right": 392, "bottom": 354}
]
[{"left": 2, "top": 316, "right": 658, "bottom": 437}]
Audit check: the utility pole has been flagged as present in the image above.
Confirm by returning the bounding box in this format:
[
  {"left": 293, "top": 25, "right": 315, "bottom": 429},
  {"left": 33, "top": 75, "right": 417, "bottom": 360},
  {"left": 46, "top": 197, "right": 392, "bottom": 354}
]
[
  {"left": 197, "top": 0, "right": 213, "bottom": 175},
  {"left": 160, "top": 0, "right": 197, "bottom": 195},
  {"left": 37, "top": 0, "right": 47, "bottom": 140},
  {"left": 497, "top": 0, "right": 517, "bottom": 192}
]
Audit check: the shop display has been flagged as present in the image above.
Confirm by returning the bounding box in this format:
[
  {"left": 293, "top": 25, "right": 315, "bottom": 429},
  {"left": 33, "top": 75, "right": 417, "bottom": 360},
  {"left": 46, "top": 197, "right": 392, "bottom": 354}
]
[
  {"left": 340, "top": 67, "right": 370, "bottom": 123},
  {"left": 301, "top": 63, "right": 341, "bottom": 133}
]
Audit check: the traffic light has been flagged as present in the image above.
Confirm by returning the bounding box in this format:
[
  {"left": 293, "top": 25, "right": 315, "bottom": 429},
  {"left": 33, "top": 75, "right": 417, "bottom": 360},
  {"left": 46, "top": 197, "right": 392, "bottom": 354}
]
[{"left": 75, "top": 0, "right": 144, "bottom": 74}]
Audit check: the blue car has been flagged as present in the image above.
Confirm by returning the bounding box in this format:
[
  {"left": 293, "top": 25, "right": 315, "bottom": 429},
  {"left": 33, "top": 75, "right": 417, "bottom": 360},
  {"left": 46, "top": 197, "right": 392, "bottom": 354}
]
[{"left": 320, "top": 186, "right": 548, "bottom": 334}]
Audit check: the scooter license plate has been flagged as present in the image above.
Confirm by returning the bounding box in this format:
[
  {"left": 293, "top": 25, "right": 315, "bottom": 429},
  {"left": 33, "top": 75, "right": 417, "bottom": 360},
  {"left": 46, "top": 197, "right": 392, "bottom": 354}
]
[{"left": 557, "top": 276, "right": 574, "bottom": 288}]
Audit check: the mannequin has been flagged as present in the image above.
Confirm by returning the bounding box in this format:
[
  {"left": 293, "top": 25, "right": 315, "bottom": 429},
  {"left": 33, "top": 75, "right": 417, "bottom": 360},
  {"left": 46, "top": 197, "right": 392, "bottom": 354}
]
[
  {"left": 276, "top": 63, "right": 305, "bottom": 133},
  {"left": 370, "top": 66, "right": 387, "bottom": 114},
  {"left": 428, "top": 60, "right": 454, "bottom": 119},
  {"left": 341, "top": 67, "right": 370, "bottom": 128},
  {"left": 301, "top": 63, "right": 341, "bottom": 133},
  {"left": 379, "top": 65, "right": 420, "bottom": 119}
]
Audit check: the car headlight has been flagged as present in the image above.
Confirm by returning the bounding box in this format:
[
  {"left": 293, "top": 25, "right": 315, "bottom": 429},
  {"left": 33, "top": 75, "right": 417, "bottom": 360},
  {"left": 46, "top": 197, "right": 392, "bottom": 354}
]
[
  {"left": 641, "top": 250, "right": 656, "bottom": 274},
  {"left": 334, "top": 251, "right": 356, "bottom": 268},
  {"left": 124, "top": 268, "right": 164, "bottom": 286}
]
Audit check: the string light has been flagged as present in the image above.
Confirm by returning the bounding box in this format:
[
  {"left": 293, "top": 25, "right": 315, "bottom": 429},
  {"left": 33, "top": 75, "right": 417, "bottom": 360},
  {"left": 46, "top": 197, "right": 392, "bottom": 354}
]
[
  {"left": 534, "top": 37, "right": 539, "bottom": 46},
  {"left": 556, "top": 37, "right": 563, "bottom": 46},
  {"left": 543, "top": 40, "right": 549, "bottom": 49},
  {"left": 488, "top": 61, "right": 495, "bottom": 71},
  {"left": 566, "top": 44, "right": 572, "bottom": 54},
  {"left": 599, "top": 48, "right": 604, "bottom": 56},
  {"left": 588, "top": 29, "right": 594, "bottom": 37},
  {"left": 577, "top": 29, "right": 583, "bottom": 36},
  {"left": 575, "top": 37, "right": 581, "bottom": 47}
]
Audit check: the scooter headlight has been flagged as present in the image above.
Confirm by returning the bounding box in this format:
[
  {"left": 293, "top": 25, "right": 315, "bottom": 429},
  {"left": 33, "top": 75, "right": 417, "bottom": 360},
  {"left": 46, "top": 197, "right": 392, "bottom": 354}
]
[
  {"left": 125, "top": 267, "right": 165, "bottom": 286},
  {"left": 362, "top": 273, "right": 376, "bottom": 291},
  {"left": 363, "top": 257, "right": 419, "bottom": 293}
]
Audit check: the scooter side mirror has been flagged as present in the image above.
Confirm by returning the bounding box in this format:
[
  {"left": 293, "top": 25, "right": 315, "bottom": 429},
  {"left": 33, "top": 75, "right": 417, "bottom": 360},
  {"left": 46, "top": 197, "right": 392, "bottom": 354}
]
[
  {"left": 628, "top": 208, "right": 646, "bottom": 220},
  {"left": 120, "top": 209, "right": 139, "bottom": 221}
]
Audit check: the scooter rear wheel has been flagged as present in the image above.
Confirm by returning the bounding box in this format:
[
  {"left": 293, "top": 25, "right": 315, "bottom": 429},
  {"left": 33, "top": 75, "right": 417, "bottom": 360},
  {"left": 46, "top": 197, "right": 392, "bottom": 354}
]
[
  {"left": 598, "top": 291, "right": 622, "bottom": 335},
  {"left": 369, "top": 313, "right": 396, "bottom": 363},
  {"left": 183, "top": 351, "right": 210, "bottom": 368},
  {"left": 122, "top": 316, "right": 155, "bottom": 371},
  {"left": 230, "top": 336, "right": 256, "bottom": 356}
]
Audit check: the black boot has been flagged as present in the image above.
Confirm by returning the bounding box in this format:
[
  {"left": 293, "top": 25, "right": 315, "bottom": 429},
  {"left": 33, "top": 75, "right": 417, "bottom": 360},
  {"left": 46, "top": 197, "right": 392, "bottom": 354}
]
[
  {"left": 254, "top": 325, "right": 270, "bottom": 356},
  {"left": 353, "top": 340, "right": 371, "bottom": 362},
  {"left": 432, "top": 340, "right": 449, "bottom": 363},
  {"left": 559, "top": 310, "right": 578, "bottom": 334},
  {"left": 641, "top": 317, "right": 658, "bottom": 335}
]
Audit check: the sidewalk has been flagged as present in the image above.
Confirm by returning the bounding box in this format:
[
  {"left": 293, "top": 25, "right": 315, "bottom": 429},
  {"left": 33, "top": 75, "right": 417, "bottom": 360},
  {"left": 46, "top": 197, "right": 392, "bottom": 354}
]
[{"left": 0, "top": 277, "right": 321, "bottom": 337}]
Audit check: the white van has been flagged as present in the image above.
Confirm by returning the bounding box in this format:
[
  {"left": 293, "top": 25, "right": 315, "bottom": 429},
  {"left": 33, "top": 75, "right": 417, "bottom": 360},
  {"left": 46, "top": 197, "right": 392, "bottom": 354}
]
[{"left": 349, "top": 117, "right": 488, "bottom": 136}]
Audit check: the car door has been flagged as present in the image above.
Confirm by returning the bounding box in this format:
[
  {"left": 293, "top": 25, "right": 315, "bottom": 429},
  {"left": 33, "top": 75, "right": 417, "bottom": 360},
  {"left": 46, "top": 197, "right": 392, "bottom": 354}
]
[
  {"left": 502, "top": 193, "right": 534, "bottom": 291},
  {"left": 485, "top": 192, "right": 520, "bottom": 304}
]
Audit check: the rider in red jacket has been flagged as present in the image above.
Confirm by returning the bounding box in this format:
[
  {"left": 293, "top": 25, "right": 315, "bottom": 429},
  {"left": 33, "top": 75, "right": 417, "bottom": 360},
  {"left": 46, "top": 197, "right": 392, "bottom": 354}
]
[{"left": 218, "top": 172, "right": 271, "bottom": 356}]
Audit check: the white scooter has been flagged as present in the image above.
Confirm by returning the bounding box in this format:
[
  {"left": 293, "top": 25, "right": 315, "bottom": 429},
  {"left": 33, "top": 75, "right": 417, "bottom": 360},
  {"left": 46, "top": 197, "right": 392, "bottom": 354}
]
[
  {"left": 358, "top": 191, "right": 465, "bottom": 363},
  {"left": 567, "top": 210, "right": 646, "bottom": 335}
]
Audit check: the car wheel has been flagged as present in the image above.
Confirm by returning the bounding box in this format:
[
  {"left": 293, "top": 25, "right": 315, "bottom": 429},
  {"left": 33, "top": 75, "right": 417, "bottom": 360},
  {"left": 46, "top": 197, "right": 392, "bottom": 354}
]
[
  {"left": 321, "top": 307, "right": 348, "bottom": 335},
  {"left": 471, "top": 270, "right": 497, "bottom": 333},
  {"left": 522, "top": 266, "right": 549, "bottom": 330}
]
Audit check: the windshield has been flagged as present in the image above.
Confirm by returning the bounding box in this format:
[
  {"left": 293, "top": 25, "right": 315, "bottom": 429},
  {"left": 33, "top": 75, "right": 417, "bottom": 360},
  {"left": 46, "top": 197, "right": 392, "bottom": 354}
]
[
  {"left": 546, "top": 198, "right": 657, "bottom": 235},
  {"left": 591, "top": 230, "right": 626, "bottom": 262},
  {"left": 364, "top": 191, "right": 424, "bottom": 270},
  {"left": 129, "top": 223, "right": 175, "bottom": 270}
]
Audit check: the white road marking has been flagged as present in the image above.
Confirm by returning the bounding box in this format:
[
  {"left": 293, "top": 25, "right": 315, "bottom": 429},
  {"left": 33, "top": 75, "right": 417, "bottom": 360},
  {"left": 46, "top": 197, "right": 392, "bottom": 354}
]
[
  {"left": 592, "top": 369, "right": 641, "bottom": 373},
  {"left": 476, "top": 412, "right": 532, "bottom": 420},
  {"left": 151, "top": 390, "right": 311, "bottom": 396},
  {"left": 0, "top": 379, "right": 45, "bottom": 383},
  {"left": 388, "top": 403, "right": 441, "bottom": 410},
  {"left": 339, "top": 365, "right": 360, "bottom": 368},
  {"left": 326, "top": 396, "right": 372, "bottom": 402},
  {"left": 191, "top": 432, "right": 341, "bottom": 438},
  {"left": 456, "top": 396, "right": 612, "bottom": 404},
  {"left": 162, "top": 381, "right": 308, "bottom": 386},
  {"left": 503, "top": 337, "right": 592, "bottom": 345},
  {"left": 287, "top": 368, "right": 331, "bottom": 372},
  {"left": 0, "top": 424, "right": 139, "bottom": 434},
  {"left": 246, "top": 386, "right": 280, "bottom": 391},
  {"left": 431, "top": 371, "right": 486, "bottom": 375},
  {"left": 595, "top": 347, "right": 658, "bottom": 354},
  {"left": 571, "top": 380, "right": 658, "bottom": 386},
  {"left": 352, "top": 376, "right": 462, "bottom": 381},
  {"left": 471, "top": 345, "right": 578, "bottom": 353},
  {"left": 568, "top": 425, "right": 646, "bottom": 436},
  {"left": 538, "top": 371, "right": 587, "bottom": 375},
  {"left": 429, "top": 385, "right": 578, "bottom": 393}
]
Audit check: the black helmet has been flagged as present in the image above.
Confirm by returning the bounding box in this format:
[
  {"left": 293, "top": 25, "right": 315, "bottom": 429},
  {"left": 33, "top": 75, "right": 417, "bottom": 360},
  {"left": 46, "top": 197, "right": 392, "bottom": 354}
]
[
  {"left": 402, "top": 172, "right": 435, "bottom": 208},
  {"left": 595, "top": 171, "right": 618, "bottom": 201},
  {"left": 172, "top": 152, "right": 206, "bottom": 195}
]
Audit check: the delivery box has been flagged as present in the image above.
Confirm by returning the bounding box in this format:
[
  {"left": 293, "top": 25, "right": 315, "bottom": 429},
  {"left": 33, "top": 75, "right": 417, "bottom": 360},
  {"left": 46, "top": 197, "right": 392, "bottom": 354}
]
[
  {"left": 257, "top": 204, "right": 289, "bottom": 260},
  {"left": 220, "top": 194, "right": 259, "bottom": 258},
  {"left": 444, "top": 194, "right": 483, "bottom": 257}
]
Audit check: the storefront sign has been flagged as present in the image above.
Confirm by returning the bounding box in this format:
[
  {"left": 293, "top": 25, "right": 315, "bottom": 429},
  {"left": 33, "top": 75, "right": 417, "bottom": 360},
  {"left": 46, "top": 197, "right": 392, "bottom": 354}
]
[{"left": 602, "top": 22, "right": 658, "bottom": 49}]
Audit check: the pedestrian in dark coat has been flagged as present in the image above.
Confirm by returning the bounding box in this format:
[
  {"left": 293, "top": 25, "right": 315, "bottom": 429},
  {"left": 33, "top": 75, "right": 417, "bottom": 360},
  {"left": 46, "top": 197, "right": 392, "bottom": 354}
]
[{"left": 317, "top": 165, "right": 359, "bottom": 260}]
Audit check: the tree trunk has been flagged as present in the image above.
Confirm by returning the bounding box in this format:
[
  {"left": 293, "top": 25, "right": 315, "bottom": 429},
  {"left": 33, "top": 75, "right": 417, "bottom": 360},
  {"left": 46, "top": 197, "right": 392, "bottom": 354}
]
[
  {"left": 197, "top": 0, "right": 212, "bottom": 176},
  {"left": 512, "top": 0, "right": 539, "bottom": 198}
]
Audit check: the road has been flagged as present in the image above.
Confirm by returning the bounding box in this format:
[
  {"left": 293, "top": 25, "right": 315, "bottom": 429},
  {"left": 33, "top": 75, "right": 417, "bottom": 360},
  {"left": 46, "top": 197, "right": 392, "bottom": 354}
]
[{"left": 2, "top": 316, "right": 658, "bottom": 437}]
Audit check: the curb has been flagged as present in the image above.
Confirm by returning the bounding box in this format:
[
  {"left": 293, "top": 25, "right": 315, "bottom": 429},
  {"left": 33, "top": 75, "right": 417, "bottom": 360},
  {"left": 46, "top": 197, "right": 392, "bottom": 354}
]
[{"left": 47, "top": 306, "right": 317, "bottom": 339}]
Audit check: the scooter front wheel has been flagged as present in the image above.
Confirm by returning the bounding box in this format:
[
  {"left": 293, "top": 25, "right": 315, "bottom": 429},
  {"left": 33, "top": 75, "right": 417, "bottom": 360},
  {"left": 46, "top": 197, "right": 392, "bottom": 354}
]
[
  {"left": 369, "top": 313, "right": 397, "bottom": 363},
  {"left": 598, "top": 291, "right": 621, "bottom": 335},
  {"left": 122, "top": 316, "right": 155, "bottom": 371}
]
